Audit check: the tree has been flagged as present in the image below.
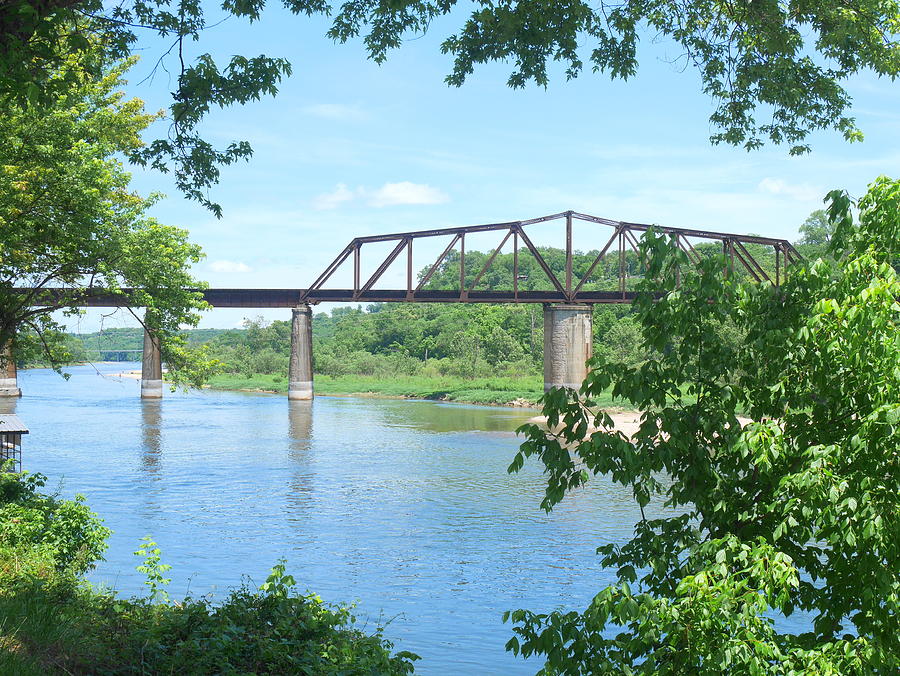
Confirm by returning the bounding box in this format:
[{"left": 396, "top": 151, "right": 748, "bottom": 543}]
[
  {"left": 2, "top": 2, "right": 897, "bottom": 212},
  {"left": 795, "top": 209, "right": 838, "bottom": 261},
  {"left": 594, "top": 315, "right": 645, "bottom": 369},
  {"left": 507, "top": 176, "right": 900, "bottom": 673},
  {"left": 0, "top": 51, "right": 216, "bottom": 386}
]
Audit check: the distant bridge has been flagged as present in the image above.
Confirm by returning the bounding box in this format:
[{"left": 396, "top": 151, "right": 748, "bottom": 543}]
[{"left": 6, "top": 211, "right": 801, "bottom": 400}]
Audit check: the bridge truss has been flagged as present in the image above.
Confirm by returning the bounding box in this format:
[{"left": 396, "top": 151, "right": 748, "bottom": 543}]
[
  {"left": 19, "top": 210, "right": 802, "bottom": 309},
  {"left": 299, "top": 210, "right": 802, "bottom": 304}
]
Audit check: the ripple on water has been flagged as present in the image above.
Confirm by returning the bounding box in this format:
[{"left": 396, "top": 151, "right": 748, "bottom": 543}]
[{"left": 15, "top": 364, "right": 651, "bottom": 675}]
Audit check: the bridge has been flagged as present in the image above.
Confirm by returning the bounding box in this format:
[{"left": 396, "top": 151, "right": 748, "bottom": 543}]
[{"left": 2, "top": 211, "right": 800, "bottom": 399}]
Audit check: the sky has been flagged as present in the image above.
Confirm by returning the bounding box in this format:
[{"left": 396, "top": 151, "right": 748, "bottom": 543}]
[{"left": 69, "top": 7, "right": 900, "bottom": 332}]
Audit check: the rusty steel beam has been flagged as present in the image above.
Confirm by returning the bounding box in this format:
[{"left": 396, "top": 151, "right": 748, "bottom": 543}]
[
  {"left": 415, "top": 233, "right": 461, "bottom": 292},
  {"left": 18, "top": 287, "right": 650, "bottom": 306},
  {"left": 733, "top": 240, "right": 771, "bottom": 283},
  {"left": 573, "top": 228, "right": 620, "bottom": 295},
  {"left": 20, "top": 288, "right": 305, "bottom": 308},
  {"left": 516, "top": 226, "right": 567, "bottom": 295},
  {"left": 459, "top": 232, "right": 466, "bottom": 299},
  {"left": 468, "top": 228, "right": 514, "bottom": 293},
  {"left": 359, "top": 238, "right": 408, "bottom": 296},
  {"left": 304, "top": 289, "right": 647, "bottom": 303}
]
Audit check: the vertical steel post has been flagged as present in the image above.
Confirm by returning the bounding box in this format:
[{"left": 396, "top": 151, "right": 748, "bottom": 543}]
[
  {"left": 513, "top": 229, "right": 519, "bottom": 300},
  {"left": 406, "top": 237, "right": 413, "bottom": 299},
  {"left": 353, "top": 243, "right": 360, "bottom": 297},
  {"left": 459, "top": 232, "right": 466, "bottom": 299},
  {"left": 565, "top": 211, "right": 573, "bottom": 297}
]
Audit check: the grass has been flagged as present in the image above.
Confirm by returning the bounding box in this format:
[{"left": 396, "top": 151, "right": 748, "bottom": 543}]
[
  {"left": 205, "top": 373, "right": 547, "bottom": 405},
  {"left": 205, "top": 372, "right": 628, "bottom": 409}
]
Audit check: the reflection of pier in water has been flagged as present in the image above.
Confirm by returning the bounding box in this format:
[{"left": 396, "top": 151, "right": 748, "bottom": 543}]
[
  {"left": 0, "top": 397, "right": 17, "bottom": 417},
  {"left": 140, "top": 399, "right": 162, "bottom": 474},
  {"left": 287, "top": 401, "right": 314, "bottom": 515}
]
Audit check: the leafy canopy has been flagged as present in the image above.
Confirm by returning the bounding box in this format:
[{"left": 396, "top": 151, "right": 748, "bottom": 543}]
[
  {"left": 508, "top": 176, "right": 900, "bottom": 673},
  {"left": 1, "top": 1, "right": 897, "bottom": 211},
  {"left": 0, "top": 50, "right": 217, "bottom": 386}
]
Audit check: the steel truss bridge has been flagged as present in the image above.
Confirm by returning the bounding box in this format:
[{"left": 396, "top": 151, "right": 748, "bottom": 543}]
[{"left": 21, "top": 211, "right": 802, "bottom": 309}]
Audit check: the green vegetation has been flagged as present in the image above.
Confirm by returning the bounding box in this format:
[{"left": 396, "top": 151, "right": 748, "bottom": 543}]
[
  {"left": 0, "top": 48, "right": 215, "bottom": 387},
  {"left": 507, "top": 176, "right": 900, "bottom": 673},
  {"left": 208, "top": 372, "right": 556, "bottom": 406},
  {"left": 0, "top": 466, "right": 417, "bottom": 674}
]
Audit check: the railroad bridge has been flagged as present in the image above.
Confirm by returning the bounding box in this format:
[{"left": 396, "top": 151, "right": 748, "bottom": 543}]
[{"left": 3, "top": 211, "right": 800, "bottom": 399}]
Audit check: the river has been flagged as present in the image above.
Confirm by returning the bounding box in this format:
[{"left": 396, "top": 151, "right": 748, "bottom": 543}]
[{"left": 6, "top": 363, "right": 647, "bottom": 674}]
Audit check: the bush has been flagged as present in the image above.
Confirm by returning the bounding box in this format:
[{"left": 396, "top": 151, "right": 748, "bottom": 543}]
[
  {"left": 0, "top": 467, "right": 109, "bottom": 576},
  {"left": 48, "top": 562, "right": 418, "bottom": 675},
  {"left": 0, "top": 471, "right": 418, "bottom": 674}
]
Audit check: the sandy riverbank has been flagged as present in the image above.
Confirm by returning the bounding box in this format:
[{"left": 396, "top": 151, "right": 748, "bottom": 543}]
[
  {"left": 527, "top": 411, "right": 752, "bottom": 439},
  {"left": 527, "top": 411, "right": 644, "bottom": 438}
]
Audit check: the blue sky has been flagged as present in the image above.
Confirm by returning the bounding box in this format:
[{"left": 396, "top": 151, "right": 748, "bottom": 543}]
[{"left": 72, "top": 8, "right": 900, "bottom": 332}]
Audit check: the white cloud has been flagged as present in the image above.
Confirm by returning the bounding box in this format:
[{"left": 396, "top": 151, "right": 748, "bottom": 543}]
[
  {"left": 302, "top": 103, "right": 368, "bottom": 122},
  {"left": 209, "top": 260, "right": 252, "bottom": 273},
  {"left": 313, "top": 183, "right": 355, "bottom": 210},
  {"left": 367, "top": 182, "right": 450, "bottom": 207},
  {"left": 312, "top": 181, "right": 450, "bottom": 210},
  {"left": 758, "top": 178, "right": 822, "bottom": 203}
]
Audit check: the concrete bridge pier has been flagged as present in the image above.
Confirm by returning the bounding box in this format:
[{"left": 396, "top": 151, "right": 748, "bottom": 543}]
[
  {"left": 0, "top": 344, "right": 21, "bottom": 397},
  {"left": 140, "top": 323, "right": 164, "bottom": 399},
  {"left": 288, "top": 305, "right": 314, "bottom": 400},
  {"left": 543, "top": 304, "right": 593, "bottom": 391}
]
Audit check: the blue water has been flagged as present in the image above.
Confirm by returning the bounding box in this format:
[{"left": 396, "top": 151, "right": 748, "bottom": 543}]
[
  {"left": 5, "top": 364, "right": 674, "bottom": 672},
  {"left": 3, "top": 364, "right": 637, "bottom": 674}
]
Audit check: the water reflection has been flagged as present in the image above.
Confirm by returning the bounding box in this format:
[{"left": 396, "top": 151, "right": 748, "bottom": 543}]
[
  {"left": 0, "top": 396, "right": 18, "bottom": 416},
  {"left": 140, "top": 399, "right": 162, "bottom": 474},
  {"left": 286, "top": 400, "right": 314, "bottom": 514},
  {"left": 334, "top": 397, "right": 535, "bottom": 435},
  {"left": 15, "top": 365, "right": 645, "bottom": 675},
  {"left": 287, "top": 400, "right": 313, "bottom": 455}
]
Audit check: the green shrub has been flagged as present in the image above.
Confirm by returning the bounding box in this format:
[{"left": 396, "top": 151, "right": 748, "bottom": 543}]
[
  {"left": 0, "top": 471, "right": 418, "bottom": 674},
  {"left": 0, "top": 468, "right": 109, "bottom": 576}
]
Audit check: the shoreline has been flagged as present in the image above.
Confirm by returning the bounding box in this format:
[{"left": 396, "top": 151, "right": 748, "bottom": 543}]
[
  {"left": 72, "top": 367, "right": 758, "bottom": 435},
  {"left": 107, "top": 370, "right": 654, "bottom": 415}
]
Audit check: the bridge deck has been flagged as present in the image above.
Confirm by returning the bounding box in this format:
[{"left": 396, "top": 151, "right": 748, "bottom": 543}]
[{"left": 25, "top": 288, "right": 642, "bottom": 307}]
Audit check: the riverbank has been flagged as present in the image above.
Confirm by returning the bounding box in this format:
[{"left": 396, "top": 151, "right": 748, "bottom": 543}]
[
  {"left": 111, "top": 368, "right": 628, "bottom": 409},
  {"left": 206, "top": 373, "right": 553, "bottom": 406}
]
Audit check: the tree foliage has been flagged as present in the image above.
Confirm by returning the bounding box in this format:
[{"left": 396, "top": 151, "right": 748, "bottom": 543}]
[
  {"left": 1, "top": 1, "right": 896, "bottom": 210},
  {"left": 507, "top": 176, "right": 900, "bottom": 673},
  {"left": 0, "top": 51, "right": 216, "bottom": 386}
]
